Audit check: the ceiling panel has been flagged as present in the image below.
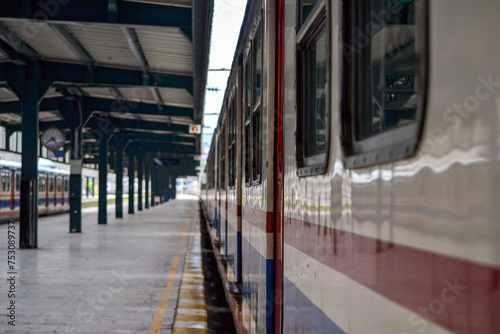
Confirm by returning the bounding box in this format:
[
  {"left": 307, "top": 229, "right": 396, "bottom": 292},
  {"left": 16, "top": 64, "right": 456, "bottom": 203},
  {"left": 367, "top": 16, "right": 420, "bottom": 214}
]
[
  {"left": 69, "top": 24, "right": 138, "bottom": 70},
  {"left": 81, "top": 87, "right": 115, "bottom": 100},
  {"left": 137, "top": 27, "right": 192, "bottom": 75},
  {"left": 0, "top": 87, "right": 18, "bottom": 102},
  {"left": 5, "top": 22, "right": 81, "bottom": 63},
  {"left": 123, "top": 0, "right": 192, "bottom": 8},
  {"left": 118, "top": 87, "right": 157, "bottom": 105},
  {"left": 158, "top": 88, "right": 193, "bottom": 108}
]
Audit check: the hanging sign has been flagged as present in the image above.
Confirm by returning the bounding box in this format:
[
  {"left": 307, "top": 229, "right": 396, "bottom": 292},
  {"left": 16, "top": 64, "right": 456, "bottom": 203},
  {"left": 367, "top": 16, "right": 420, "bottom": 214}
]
[{"left": 189, "top": 124, "right": 202, "bottom": 134}]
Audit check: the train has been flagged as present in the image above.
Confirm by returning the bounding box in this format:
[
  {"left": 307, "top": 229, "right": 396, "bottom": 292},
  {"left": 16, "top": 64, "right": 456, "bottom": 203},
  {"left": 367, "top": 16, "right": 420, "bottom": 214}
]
[
  {"left": 200, "top": 0, "right": 500, "bottom": 333},
  {"left": 0, "top": 158, "right": 70, "bottom": 222}
]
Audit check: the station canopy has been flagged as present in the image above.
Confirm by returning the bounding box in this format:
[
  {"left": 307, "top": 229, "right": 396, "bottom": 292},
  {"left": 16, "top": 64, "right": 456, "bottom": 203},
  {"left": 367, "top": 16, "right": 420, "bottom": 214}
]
[{"left": 0, "top": 0, "right": 213, "bottom": 174}]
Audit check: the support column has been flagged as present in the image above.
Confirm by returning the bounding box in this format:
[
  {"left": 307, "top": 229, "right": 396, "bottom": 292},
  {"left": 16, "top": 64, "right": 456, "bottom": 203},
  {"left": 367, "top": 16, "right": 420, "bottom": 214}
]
[
  {"left": 137, "top": 152, "right": 143, "bottom": 212},
  {"left": 60, "top": 98, "right": 92, "bottom": 233},
  {"left": 128, "top": 144, "right": 135, "bottom": 214},
  {"left": 145, "top": 161, "right": 150, "bottom": 209},
  {"left": 5, "top": 127, "right": 12, "bottom": 151},
  {"left": 8, "top": 72, "right": 51, "bottom": 248},
  {"left": 69, "top": 126, "right": 83, "bottom": 232},
  {"left": 115, "top": 137, "right": 124, "bottom": 218},
  {"left": 151, "top": 166, "right": 155, "bottom": 207},
  {"left": 98, "top": 131, "right": 109, "bottom": 224}
]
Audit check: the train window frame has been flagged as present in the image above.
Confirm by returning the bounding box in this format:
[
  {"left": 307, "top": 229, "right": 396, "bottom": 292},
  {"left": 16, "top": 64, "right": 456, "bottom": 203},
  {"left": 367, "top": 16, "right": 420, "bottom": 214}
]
[
  {"left": 64, "top": 178, "right": 69, "bottom": 192},
  {"left": 57, "top": 176, "right": 62, "bottom": 192},
  {"left": 296, "top": 0, "right": 330, "bottom": 177},
  {"left": 1, "top": 169, "right": 9, "bottom": 192},
  {"left": 15, "top": 172, "right": 19, "bottom": 192},
  {"left": 243, "top": 40, "right": 253, "bottom": 187},
  {"left": 252, "top": 13, "right": 263, "bottom": 185},
  {"left": 49, "top": 175, "right": 54, "bottom": 192},
  {"left": 228, "top": 88, "right": 237, "bottom": 189},
  {"left": 341, "top": 0, "right": 428, "bottom": 169},
  {"left": 219, "top": 122, "right": 226, "bottom": 190}
]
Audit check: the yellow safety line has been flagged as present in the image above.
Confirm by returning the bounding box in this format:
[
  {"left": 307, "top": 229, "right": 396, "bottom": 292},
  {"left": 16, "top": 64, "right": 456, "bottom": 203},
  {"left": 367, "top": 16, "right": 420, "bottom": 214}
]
[
  {"left": 179, "top": 208, "right": 196, "bottom": 248},
  {"left": 150, "top": 207, "right": 197, "bottom": 333},
  {"left": 150, "top": 253, "right": 180, "bottom": 334}
]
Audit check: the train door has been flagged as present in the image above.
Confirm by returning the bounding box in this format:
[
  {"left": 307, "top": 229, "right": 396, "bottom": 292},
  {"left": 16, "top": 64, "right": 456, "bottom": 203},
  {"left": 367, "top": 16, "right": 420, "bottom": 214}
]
[
  {"left": 64, "top": 177, "right": 69, "bottom": 205},
  {"left": 10, "top": 170, "right": 14, "bottom": 210},
  {"left": 45, "top": 174, "right": 49, "bottom": 207},
  {"left": 1, "top": 168, "right": 9, "bottom": 211},
  {"left": 56, "top": 175, "right": 62, "bottom": 206},
  {"left": 49, "top": 175, "right": 55, "bottom": 207},
  {"left": 14, "top": 171, "right": 20, "bottom": 210}
]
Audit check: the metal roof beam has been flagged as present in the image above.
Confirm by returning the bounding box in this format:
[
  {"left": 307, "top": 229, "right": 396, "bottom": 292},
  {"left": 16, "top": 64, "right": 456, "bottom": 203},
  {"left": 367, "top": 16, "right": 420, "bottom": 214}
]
[
  {"left": 121, "top": 27, "right": 165, "bottom": 110},
  {"left": 0, "top": 22, "right": 40, "bottom": 60},
  {"left": 108, "top": 87, "right": 124, "bottom": 101},
  {"left": 0, "top": 97, "right": 194, "bottom": 118},
  {"left": 48, "top": 23, "right": 95, "bottom": 67},
  {"left": 38, "top": 61, "right": 193, "bottom": 93},
  {"left": 121, "top": 27, "right": 149, "bottom": 73},
  {"left": 86, "top": 117, "right": 189, "bottom": 133},
  {"left": 0, "top": 39, "right": 28, "bottom": 65},
  {"left": 0, "top": 1, "right": 192, "bottom": 38},
  {"left": 119, "top": 132, "right": 195, "bottom": 144}
]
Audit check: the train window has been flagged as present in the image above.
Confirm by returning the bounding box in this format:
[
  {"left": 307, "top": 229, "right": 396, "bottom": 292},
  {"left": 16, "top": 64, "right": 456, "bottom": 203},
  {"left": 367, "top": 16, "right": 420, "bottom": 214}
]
[
  {"left": 300, "top": 0, "right": 321, "bottom": 25},
  {"left": 243, "top": 15, "right": 263, "bottom": 186},
  {"left": 15, "top": 173, "right": 19, "bottom": 192},
  {"left": 296, "top": 0, "right": 329, "bottom": 176},
  {"left": 57, "top": 177, "right": 62, "bottom": 192},
  {"left": 245, "top": 46, "right": 252, "bottom": 120},
  {"left": 38, "top": 175, "right": 46, "bottom": 192},
  {"left": 228, "top": 92, "right": 237, "bottom": 188},
  {"left": 219, "top": 125, "right": 226, "bottom": 190},
  {"left": 64, "top": 178, "right": 69, "bottom": 192},
  {"left": 253, "top": 25, "right": 262, "bottom": 107},
  {"left": 1, "top": 170, "right": 9, "bottom": 192},
  {"left": 342, "top": 0, "right": 426, "bottom": 168},
  {"left": 252, "top": 110, "right": 261, "bottom": 183},
  {"left": 49, "top": 176, "right": 54, "bottom": 192},
  {"left": 244, "top": 123, "right": 251, "bottom": 186}
]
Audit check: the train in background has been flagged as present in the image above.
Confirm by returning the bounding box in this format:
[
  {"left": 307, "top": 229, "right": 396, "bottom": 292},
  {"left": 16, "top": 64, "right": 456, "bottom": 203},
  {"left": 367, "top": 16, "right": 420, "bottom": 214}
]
[
  {"left": 201, "top": 0, "right": 500, "bottom": 333},
  {"left": 0, "top": 158, "right": 70, "bottom": 222}
]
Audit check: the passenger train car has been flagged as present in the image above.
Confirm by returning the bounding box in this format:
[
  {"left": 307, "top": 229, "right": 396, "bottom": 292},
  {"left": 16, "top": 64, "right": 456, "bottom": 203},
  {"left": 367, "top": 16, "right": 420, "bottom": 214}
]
[
  {"left": 201, "top": 0, "right": 500, "bottom": 333},
  {"left": 0, "top": 158, "right": 70, "bottom": 222}
]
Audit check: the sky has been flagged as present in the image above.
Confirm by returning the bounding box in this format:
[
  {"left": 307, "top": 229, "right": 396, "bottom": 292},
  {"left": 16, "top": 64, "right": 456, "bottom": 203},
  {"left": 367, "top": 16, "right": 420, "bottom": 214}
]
[{"left": 202, "top": 0, "right": 247, "bottom": 154}]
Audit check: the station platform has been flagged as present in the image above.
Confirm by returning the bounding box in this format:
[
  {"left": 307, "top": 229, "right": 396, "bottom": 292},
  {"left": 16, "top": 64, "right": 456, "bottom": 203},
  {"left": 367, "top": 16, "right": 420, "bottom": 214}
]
[{"left": 0, "top": 195, "right": 212, "bottom": 334}]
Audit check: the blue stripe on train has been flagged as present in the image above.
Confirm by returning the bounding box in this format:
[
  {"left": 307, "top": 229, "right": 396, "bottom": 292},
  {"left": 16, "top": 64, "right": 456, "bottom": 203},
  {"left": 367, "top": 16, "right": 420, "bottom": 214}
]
[
  {"left": 241, "top": 235, "right": 274, "bottom": 333},
  {"left": 283, "top": 276, "right": 345, "bottom": 333}
]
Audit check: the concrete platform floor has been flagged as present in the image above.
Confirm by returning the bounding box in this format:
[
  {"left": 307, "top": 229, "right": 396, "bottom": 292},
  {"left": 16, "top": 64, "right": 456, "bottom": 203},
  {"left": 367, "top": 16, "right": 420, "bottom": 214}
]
[{"left": 0, "top": 195, "right": 201, "bottom": 334}]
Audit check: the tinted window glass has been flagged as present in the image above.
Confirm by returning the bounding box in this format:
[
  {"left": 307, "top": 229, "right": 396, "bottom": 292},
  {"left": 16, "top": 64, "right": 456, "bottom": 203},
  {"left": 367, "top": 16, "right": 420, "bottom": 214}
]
[{"left": 355, "top": 0, "right": 417, "bottom": 140}]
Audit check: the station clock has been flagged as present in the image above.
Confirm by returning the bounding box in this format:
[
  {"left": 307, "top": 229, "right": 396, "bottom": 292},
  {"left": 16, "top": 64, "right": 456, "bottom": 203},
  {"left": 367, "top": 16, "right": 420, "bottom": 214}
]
[{"left": 41, "top": 127, "right": 65, "bottom": 151}]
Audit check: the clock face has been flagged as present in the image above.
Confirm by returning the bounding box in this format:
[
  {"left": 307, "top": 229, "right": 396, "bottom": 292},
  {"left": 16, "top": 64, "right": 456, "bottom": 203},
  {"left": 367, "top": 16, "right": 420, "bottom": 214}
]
[{"left": 41, "top": 127, "right": 65, "bottom": 151}]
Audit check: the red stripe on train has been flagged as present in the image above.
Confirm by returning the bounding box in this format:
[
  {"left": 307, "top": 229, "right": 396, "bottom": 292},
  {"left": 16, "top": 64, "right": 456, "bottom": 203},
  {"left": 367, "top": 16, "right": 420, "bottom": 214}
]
[
  {"left": 283, "top": 216, "right": 500, "bottom": 333},
  {"left": 241, "top": 206, "right": 274, "bottom": 233}
]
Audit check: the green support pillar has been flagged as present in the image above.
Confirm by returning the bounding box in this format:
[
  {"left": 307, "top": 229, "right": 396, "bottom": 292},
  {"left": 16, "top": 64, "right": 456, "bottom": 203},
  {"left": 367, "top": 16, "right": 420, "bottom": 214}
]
[
  {"left": 98, "top": 131, "right": 109, "bottom": 224},
  {"left": 5, "top": 127, "right": 12, "bottom": 151},
  {"left": 69, "top": 126, "right": 83, "bottom": 232},
  {"left": 151, "top": 166, "right": 156, "bottom": 207},
  {"left": 137, "top": 151, "right": 143, "bottom": 212},
  {"left": 60, "top": 98, "right": 92, "bottom": 234},
  {"left": 8, "top": 69, "right": 51, "bottom": 249},
  {"left": 128, "top": 144, "right": 135, "bottom": 214},
  {"left": 115, "top": 137, "right": 124, "bottom": 218},
  {"left": 145, "top": 161, "right": 150, "bottom": 209}
]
